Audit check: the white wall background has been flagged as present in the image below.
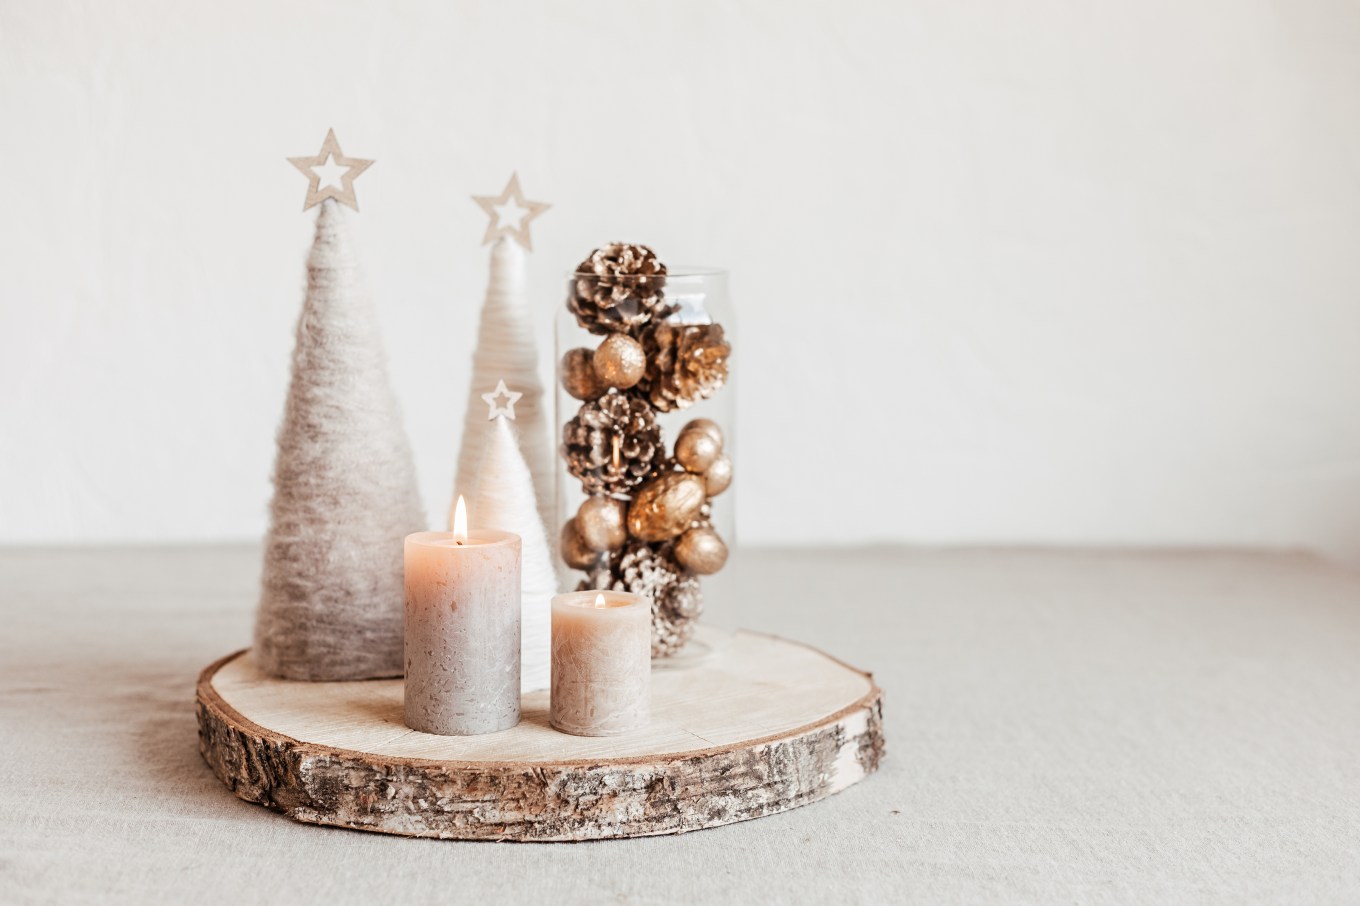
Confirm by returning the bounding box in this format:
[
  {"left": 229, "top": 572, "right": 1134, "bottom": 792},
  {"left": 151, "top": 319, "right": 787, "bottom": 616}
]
[{"left": 3, "top": 1, "right": 1360, "bottom": 556}]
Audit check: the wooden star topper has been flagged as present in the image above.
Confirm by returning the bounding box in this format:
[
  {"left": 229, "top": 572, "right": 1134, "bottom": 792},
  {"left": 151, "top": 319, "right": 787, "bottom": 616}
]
[
  {"left": 287, "top": 129, "right": 374, "bottom": 212},
  {"left": 471, "top": 173, "right": 550, "bottom": 251},
  {"left": 482, "top": 380, "right": 523, "bottom": 420}
]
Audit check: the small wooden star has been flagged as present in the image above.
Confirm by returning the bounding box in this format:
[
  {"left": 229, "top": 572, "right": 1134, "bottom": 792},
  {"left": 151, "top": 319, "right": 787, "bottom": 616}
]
[
  {"left": 287, "top": 129, "right": 374, "bottom": 212},
  {"left": 471, "top": 173, "right": 550, "bottom": 251},
  {"left": 482, "top": 380, "right": 523, "bottom": 420}
]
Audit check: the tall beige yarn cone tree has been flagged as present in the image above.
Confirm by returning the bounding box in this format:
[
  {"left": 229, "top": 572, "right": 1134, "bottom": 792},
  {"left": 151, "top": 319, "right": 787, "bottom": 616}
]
[
  {"left": 451, "top": 238, "right": 555, "bottom": 536},
  {"left": 254, "top": 199, "right": 425, "bottom": 681}
]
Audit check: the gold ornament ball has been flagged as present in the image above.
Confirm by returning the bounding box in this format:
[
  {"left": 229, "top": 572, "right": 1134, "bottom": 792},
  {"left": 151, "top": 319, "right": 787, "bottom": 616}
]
[
  {"left": 704, "top": 455, "right": 733, "bottom": 497},
  {"left": 576, "top": 496, "right": 628, "bottom": 552},
  {"left": 592, "top": 334, "right": 646, "bottom": 390},
  {"left": 674, "top": 527, "right": 728, "bottom": 575},
  {"left": 560, "top": 517, "right": 601, "bottom": 569},
  {"left": 627, "top": 472, "right": 708, "bottom": 542},
  {"left": 561, "top": 348, "right": 606, "bottom": 401},
  {"left": 675, "top": 429, "right": 721, "bottom": 473},
  {"left": 681, "top": 417, "right": 724, "bottom": 450}
]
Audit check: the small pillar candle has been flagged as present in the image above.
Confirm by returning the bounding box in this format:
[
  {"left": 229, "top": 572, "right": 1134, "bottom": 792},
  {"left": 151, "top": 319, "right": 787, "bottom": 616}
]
[
  {"left": 404, "top": 515, "right": 521, "bottom": 736},
  {"left": 550, "top": 590, "right": 650, "bottom": 737}
]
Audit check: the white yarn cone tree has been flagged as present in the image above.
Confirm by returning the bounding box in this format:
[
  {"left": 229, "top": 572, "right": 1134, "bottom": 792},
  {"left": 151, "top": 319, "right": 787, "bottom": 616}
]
[
  {"left": 452, "top": 239, "right": 555, "bottom": 535},
  {"left": 469, "top": 411, "right": 556, "bottom": 692},
  {"left": 254, "top": 199, "right": 425, "bottom": 681}
]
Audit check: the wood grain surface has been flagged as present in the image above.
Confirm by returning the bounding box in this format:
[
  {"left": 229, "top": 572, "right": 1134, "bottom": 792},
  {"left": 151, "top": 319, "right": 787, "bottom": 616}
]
[{"left": 196, "top": 626, "right": 885, "bottom": 840}]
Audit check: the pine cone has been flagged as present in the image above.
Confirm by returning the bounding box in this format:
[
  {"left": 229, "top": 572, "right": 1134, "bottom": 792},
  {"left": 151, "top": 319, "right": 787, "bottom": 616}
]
[
  {"left": 562, "top": 392, "right": 665, "bottom": 496},
  {"left": 570, "top": 243, "right": 670, "bottom": 335},
  {"left": 584, "top": 540, "right": 702, "bottom": 658},
  {"left": 638, "top": 322, "right": 731, "bottom": 412}
]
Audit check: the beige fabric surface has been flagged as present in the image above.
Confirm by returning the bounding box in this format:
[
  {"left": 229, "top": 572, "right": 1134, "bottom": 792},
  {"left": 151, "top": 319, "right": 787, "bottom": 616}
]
[{"left": 1, "top": 546, "right": 1358, "bottom": 904}]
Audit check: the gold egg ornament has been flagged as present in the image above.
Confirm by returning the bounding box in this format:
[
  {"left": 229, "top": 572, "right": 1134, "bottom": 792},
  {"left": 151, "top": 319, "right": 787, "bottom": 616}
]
[
  {"left": 675, "top": 428, "right": 721, "bottom": 473},
  {"left": 560, "top": 348, "right": 606, "bottom": 401},
  {"left": 680, "top": 417, "right": 724, "bottom": 449},
  {"left": 674, "top": 527, "right": 729, "bottom": 575},
  {"left": 576, "top": 495, "right": 628, "bottom": 552},
  {"left": 626, "top": 472, "right": 707, "bottom": 542},
  {"left": 704, "top": 455, "right": 733, "bottom": 497},
  {"left": 560, "top": 517, "right": 601, "bottom": 569}
]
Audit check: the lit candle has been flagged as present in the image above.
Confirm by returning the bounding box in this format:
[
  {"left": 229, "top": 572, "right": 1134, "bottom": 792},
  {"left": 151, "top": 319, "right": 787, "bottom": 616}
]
[
  {"left": 550, "top": 589, "right": 650, "bottom": 737},
  {"left": 404, "top": 496, "right": 521, "bottom": 736}
]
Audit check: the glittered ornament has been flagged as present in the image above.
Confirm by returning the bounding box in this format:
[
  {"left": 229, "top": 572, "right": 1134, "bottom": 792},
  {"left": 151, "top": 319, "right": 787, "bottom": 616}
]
[
  {"left": 562, "top": 393, "right": 665, "bottom": 496},
  {"left": 570, "top": 243, "right": 669, "bottom": 335},
  {"left": 560, "top": 517, "right": 600, "bottom": 570},
  {"left": 704, "top": 455, "right": 733, "bottom": 497},
  {"left": 627, "top": 471, "right": 707, "bottom": 542},
  {"left": 675, "top": 428, "right": 721, "bottom": 473},
  {"left": 592, "top": 333, "right": 646, "bottom": 389},
  {"left": 560, "top": 348, "right": 606, "bottom": 401},
  {"left": 674, "top": 527, "right": 728, "bottom": 575},
  {"left": 576, "top": 495, "right": 628, "bottom": 552},
  {"left": 639, "top": 322, "right": 731, "bottom": 412}
]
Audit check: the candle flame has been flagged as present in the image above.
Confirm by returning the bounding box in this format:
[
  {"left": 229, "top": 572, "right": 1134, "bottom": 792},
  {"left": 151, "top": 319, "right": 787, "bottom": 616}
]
[
  {"left": 453, "top": 495, "right": 468, "bottom": 545},
  {"left": 594, "top": 592, "right": 607, "bottom": 609}
]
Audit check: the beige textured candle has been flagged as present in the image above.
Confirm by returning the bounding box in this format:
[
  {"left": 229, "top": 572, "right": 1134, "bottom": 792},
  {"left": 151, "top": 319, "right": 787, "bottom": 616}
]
[
  {"left": 550, "top": 590, "right": 650, "bottom": 737},
  {"left": 404, "top": 526, "right": 521, "bottom": 736}
]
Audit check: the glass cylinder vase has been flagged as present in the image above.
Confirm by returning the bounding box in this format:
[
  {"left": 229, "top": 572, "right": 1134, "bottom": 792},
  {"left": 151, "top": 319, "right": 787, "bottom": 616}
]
[{"left": 554, "top": 266, "right": 735, "bottom": 659}]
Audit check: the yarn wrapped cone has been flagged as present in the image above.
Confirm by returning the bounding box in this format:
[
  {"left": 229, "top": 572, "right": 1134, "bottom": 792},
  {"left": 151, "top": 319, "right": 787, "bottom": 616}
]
[
  {"left": 452, "top": 239, "right": 554, "bottom": 535},
  {"left": 468, "top": 415, "right": 556, "bottom": 692},
  {"left": 254, "top": 200, "right": 426, "bottom": 681}
]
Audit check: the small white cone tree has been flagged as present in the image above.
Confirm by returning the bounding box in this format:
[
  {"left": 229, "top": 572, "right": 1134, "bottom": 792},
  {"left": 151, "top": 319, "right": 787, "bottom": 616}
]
[
  {"left": 254, "top": 199, "right": 426, "bottom": 681},
  {"left": 452, "top": 239, "right": 555, "bottom": 535},
  {"left": 469, "top": 413, "right": 556, "bottom": 691}
]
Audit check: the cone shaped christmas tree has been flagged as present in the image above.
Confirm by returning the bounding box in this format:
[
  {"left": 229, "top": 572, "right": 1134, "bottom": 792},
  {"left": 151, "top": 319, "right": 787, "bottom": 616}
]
[
  {"left": 254, "top": 199, "right": 425, "bottom": 681},
  {"left": 451, "top": 237, "right": 555, "bottom": 535},
  {"left": 469, "top": 410, "right": 556, "bottom": 692}
]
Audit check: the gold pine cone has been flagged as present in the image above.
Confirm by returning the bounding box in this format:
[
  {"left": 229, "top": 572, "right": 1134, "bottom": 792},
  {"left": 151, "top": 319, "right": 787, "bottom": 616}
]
[
  {"left": 561, "top": 393, "right": 665, "bottom": 496},
  {"left": 600, "top": 540, "right": 703, "bottom": 658},
  {"left": 639, "top": 322, "right": 731, "bottom": 412},
  {"left": 569, "top": 243, "right": 669, "bottom": 335}
]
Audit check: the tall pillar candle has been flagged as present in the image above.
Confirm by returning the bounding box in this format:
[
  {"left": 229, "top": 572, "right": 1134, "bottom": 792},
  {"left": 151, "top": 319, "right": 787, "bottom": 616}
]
[
  {"left": 550, "top": 590, "right": 650, "bottom": 736},
  {"left": 404, "top": 527, "right": 521, "bottom": 735}
]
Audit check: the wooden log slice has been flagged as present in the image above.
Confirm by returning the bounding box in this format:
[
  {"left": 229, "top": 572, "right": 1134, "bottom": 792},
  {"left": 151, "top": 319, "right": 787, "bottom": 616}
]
[{"left": 196, "top": 627, "right": 885, "bottom": 841}]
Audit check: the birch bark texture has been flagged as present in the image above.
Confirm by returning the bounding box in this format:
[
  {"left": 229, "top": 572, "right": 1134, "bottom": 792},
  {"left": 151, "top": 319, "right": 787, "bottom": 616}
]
[
  {"left": 451, "top": 239, "right": 555, "bottom": 535},
  {"left": 254, "top": 199, "right": 426, "bottom": 681},
  {"left": 468, "top": 415, "right": 557, "bottom": 692},
  {"left": 197, "top": 627, "right": 886, "bottom": 841}
]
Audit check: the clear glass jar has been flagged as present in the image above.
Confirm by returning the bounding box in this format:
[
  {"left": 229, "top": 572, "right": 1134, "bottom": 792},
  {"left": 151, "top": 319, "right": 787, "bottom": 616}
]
[{"left": 554, "top": 267, "right": 735, "bottom": 653}]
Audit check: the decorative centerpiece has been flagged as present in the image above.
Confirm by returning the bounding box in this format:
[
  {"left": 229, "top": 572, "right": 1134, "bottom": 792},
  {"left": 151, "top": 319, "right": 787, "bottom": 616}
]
[
  {"left": 557, "top": 245, "right": 734, "bottom": 656},
  {"left": 194, "top": 145, "right": 883, "bottom": 842}
]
